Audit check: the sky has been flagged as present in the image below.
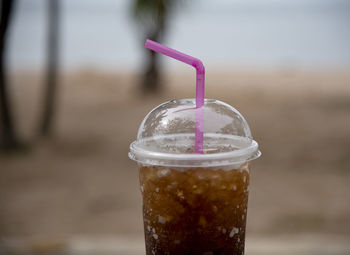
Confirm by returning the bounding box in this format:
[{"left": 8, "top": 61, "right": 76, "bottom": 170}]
[{"left": 7, "top": 0, "right": 350, "bottom": 72}]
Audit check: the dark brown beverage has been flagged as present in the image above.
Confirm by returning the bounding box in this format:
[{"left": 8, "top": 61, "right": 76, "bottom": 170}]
[{"left": 139, "top": 163, "right": 250, "bottom": 255}]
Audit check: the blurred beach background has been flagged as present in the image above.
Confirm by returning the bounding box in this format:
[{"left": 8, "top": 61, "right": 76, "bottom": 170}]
[{"left": 1, "top": 0, "right": 350, "bottom": 254}]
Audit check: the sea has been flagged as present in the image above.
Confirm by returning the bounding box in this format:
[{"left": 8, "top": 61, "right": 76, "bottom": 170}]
[{"left": 7, "top": 0, "right": 350, "bottom": 72}]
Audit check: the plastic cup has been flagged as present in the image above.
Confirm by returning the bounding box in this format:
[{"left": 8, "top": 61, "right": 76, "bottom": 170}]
[{"left": 129, "top": 99, "right": 260, "bottom": 254}]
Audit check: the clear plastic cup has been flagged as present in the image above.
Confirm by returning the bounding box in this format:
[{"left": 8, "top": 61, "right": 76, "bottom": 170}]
[{"left": 129, "top": 98, "right": 260, "bottom": 255}]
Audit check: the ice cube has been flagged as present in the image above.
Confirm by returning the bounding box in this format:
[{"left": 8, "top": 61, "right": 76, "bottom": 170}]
[
  {"left": 229, "top": 227, "right": 239, "bottom": 238},
  {"left": 158, "top": 215, "right": 166, "bottom": 224},
  {"left": 157, "top": 168, "right": 170, "bottom": 178}
]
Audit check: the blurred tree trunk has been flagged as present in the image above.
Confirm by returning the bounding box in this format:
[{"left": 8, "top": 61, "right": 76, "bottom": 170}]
[
  {"left": 39, "top": 0, "right": 60, "bottom": 136},
  {"left": 0, "top": 0, "right": 18, "bottom": 150},
  {"left": 143, "top": 45, "right": 160, "bottom": 93},
  {"left": 133, "top": 0, "right": 177, "bottom": 94},
  {"left": 142, "top": 15, "right": 166, "bottom": 93}
]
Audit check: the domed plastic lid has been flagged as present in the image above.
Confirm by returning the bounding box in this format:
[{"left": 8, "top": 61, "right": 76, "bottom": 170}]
[{"left": 129, "top": 99, "right": 260, "bottom": 167}]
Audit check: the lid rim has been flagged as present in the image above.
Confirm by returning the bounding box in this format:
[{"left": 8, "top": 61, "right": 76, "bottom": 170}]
[
  {"left": 129, "top": 134, "right": 260, "bottom": 167},
  {"left": 128, "top": 151, "right": 261, "bottom": 168}
]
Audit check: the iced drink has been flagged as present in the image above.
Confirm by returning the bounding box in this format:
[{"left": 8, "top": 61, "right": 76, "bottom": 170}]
[
  {"left": 129, "top": 98, "right": 260, "bottom": 255},
  {"left": 139, "top": 163, "right": 250, "bottom": 255},
  {"left": 128, "top": 41, "right": 260, "bottom": 254}
]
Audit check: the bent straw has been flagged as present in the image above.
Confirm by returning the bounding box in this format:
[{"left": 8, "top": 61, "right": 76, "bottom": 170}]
[{"left": 144, "top": 39, "right": 205, "bottom": 153}]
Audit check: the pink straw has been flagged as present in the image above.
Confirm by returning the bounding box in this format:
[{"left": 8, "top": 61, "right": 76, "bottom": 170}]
[{"left": 144, "top": 39, "right": 205, "bottom": 153}]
